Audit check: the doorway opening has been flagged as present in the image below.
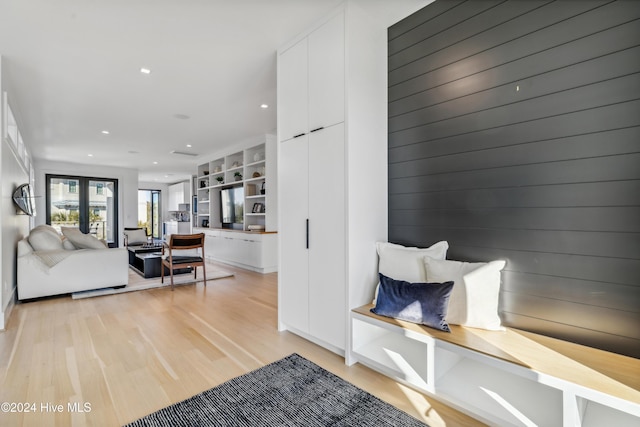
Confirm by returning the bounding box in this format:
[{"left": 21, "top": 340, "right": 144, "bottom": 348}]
[{"left": 138, "top": 189, "right": 161, "bottom": 239}]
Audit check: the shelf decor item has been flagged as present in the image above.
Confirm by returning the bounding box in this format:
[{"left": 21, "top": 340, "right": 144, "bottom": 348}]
[
  {"left": 253, "top": 171, "right": 261, "bottom": 178},
  {"left": 252, "top": 203, "right": 265, "bottom": 213},
  {"left": 234, "top": 172, "right": 243, "bottom": 181},
  {"left": 216, "top": 176, "right": 224, "bottom": 184}
]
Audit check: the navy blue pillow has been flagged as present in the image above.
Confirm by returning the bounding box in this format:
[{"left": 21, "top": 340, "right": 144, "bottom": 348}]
[{"left": 371, "top": 273, "right": 454, "bottom": 332}]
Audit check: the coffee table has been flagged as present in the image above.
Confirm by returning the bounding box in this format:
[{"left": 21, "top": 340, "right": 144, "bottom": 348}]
[{"left": 128, "top": 245, "right": 192, "bottom": 279}]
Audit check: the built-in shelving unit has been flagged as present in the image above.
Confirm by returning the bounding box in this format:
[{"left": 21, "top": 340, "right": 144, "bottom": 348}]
[
  {"left": 350, "top": 305, "right": 640, "bottom": 427},
  {"left": 193, "top": 135, "right": 277, "bottom": 273},
  {"left": 195, "top": 134, "right": 276, "bottom": 232}
]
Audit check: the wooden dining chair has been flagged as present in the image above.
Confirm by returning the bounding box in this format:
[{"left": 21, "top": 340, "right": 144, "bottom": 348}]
[{"left": 161, "top": 233, "right": 206, "bottom": 290}]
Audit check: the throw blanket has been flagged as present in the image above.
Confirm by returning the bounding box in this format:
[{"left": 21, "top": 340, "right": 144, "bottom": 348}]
[{"left": 33, "top": 250, "right": 75, "bottom": 269}]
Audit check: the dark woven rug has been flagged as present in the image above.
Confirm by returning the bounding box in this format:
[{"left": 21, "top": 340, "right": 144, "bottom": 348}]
[{"left": 124, "top": 353, "right": 428, "bottom": 427}]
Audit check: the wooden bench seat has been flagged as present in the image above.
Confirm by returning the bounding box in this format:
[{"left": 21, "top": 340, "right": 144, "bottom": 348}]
[{"left": 350, "top": 304, "right": 640, "bottom": 426}]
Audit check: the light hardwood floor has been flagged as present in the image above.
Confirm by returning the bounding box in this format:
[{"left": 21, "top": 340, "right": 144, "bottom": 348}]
[{"left": 0, "top": 262, "right": 483, "bottom": 426}]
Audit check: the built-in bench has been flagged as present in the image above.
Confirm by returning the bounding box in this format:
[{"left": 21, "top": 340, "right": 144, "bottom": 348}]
[{"left": 350, "top": 304, "right": 640, "bottom": 427}]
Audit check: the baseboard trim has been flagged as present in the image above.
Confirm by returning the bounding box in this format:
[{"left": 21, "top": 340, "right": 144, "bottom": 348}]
[
  {"left": 207, "top": 257, "right": 277, "bottom": 274},
  {"left": 0, "top": 286, "right": 17, "bottom": 330}
]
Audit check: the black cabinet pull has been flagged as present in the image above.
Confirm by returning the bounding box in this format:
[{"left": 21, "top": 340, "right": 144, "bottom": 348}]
[
  {"left": 306, "top": 219, "right": 309, "bottom": 249},
  {"left": 310, "top": 127, "right": 324, "bottom": 133},
  {"left": 293, "top": 133, "right": 306, "bottom": 139}
]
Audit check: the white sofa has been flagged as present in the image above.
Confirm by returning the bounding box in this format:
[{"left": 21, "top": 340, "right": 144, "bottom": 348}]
[{"left": 17, "top": 225, "right": 129, "bottom": 300}]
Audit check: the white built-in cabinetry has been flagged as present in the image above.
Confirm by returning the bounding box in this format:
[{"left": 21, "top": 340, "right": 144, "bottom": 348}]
[
  {"left": 278, "top": 9, "right": 344, "bottom": 142},
  {"left": 164, "top": 221, "right": 190, "bottom": 239},
  {"left": 280, "top": 123, "right": 346, "bottom": 350},
  {"left": 194, "top": 135, "right": 277, "bottom": 273},
  {"left": 203, "top": 229, "right": 277, "bottom": 274},
  {"left": 351, "top": 306, "right": 640, "bottom": 427},
  {"left": 277, "top": 3, "right": 388, "bottom": 354}
]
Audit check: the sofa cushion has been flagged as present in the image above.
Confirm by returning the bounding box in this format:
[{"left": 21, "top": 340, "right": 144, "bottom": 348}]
[
  {"left": 61, "top": 227, "right": 108, "bottom": 249},
  {"left": 28, "top": 226, "right": 64, "bottom": 251},
  {"left": 17, "top": 239, "right": 34, "bottom": 256},
  {"left": 62, "top": 239, "right": 77, "bottom": 250},
  {"left": 166, "top": 256, "right": 203, "bottom": 264}
]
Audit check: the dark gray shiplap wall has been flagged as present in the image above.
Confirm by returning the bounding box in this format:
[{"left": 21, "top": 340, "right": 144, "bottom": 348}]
[{"left": 388, "top": 0, "right": 640, "bottom": 358}]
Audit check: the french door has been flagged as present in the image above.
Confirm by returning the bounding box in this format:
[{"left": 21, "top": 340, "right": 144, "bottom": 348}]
[
  {"left": 138, "top": 189, "right": 161, "bottom": 239},
  {"left": 46, "top": 174, "right": 119, "bottom": 246}
]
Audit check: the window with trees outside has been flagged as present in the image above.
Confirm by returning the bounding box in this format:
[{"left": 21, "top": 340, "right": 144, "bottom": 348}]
[{"left": 46, "top": 174, "right": 119, "bottom": 246}]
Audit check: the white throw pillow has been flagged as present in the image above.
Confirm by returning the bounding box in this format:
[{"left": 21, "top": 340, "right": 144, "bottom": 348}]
[
  {"left": 376, "top": 241, "right": 449, "bottom": 283},
  {"left": 424, "top": 258, "right": 506, "bottom": 331},
  {"left": 61, "top": 227, "right": 107, "bottom": 249},
  {"left": 124, "top": 229, "right": 148, "bottom": 245},
  {"left": 373, "top": 241, "right": 449, "bottom": 304},
  {"left": 28, "top": 227, "right": 64, "bottom": 251}
]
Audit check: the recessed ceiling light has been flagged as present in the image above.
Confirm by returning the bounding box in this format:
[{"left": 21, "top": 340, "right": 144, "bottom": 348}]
[
  {"left": 140, "top": 67, "right": 151, "bottom": 74},
  {"left": 101, "top": 130, "right": 110, "bottom": 135},
  {"left": 260, "top": 104, "right": 269, "bottom": 109},
  {"left": 153, "top": 161, "right": 158, "bottom": 165},
  {"left": 186, "top": 144, "right": 192, "bottom": 148},
  {"left": 88, "top": 154, "right": 93, "bottom": 157}
]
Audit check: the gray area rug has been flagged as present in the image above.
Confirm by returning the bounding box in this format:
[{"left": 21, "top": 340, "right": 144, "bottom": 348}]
[
  {"left": 72, "top": 268, "right": 233, "bottom": 299},
  {"left": 124, "top": 353, "right": 428, "bottom": 427}
]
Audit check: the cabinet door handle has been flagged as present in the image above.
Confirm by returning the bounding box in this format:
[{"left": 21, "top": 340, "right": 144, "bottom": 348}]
[
  {"left": 293, "top": 133, "right": 306, "bottom": 139},
  {"left": 306, "top": 219, "right": 309, "bottom": 249},
  {"left": 310, "top": 127, "right": 324, "bottom": 133}
]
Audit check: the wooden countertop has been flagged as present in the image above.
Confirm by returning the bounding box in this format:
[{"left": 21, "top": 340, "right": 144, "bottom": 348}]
[{"left": 193, "top": 227, "right": 277, "bottom": 235}]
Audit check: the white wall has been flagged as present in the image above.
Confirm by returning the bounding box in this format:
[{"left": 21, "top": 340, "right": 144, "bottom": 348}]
[
  {"left": 1, "top": 55, "right": 31, "bottom": 329},
  {"left": 0, "top": 138, "right": 30, "bottom": 329},
  {"left": 351, "top": 0, "right": 434, "bottom": 27},
  {"left": 34, "top": 159, "right": 138, "bottom": 247},
  {"left": 341, "top": 0, "right": 434, "bottom": 307}
]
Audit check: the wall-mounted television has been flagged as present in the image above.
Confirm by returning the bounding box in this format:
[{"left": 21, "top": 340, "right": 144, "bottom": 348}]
[
  {"left": 220, "top": 185, "right": 244, "bottom": 230},
  {"left": 13, "top": 183, "right": 36, "bottom": 216}
]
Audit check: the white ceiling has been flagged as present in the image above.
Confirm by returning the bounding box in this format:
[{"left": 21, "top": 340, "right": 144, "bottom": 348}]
[{"left": 0, "top": 0, "right": 430, "bottom": 184}]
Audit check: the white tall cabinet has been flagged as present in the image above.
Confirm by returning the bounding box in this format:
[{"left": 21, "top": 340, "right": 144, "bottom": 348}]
[
  {"left": 280, "top": 125, "right": 346, "bottom": 350},
  {"left": 278, "top": 3, "right": 389, "bottom": 355}
]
